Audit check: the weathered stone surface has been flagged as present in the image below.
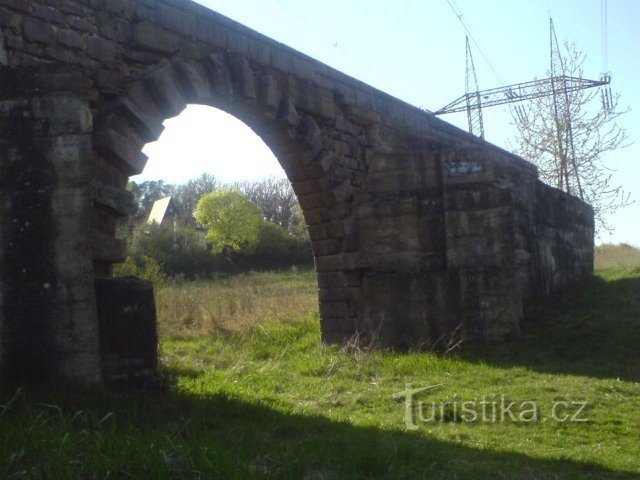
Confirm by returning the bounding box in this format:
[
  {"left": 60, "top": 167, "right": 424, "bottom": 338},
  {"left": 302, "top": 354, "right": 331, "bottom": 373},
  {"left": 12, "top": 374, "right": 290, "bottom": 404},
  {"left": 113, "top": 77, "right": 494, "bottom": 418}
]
[
  {"left": 57, "top": 29, "right": 87, "bottom": 51},
  {"left": 0, "top": 69, "right": 101, "bottom": 385},
  {"left": 0, "top": 1, "right": 594, "bottom": 386},
  {"left": 204, "top": 53, "right": 233, "bottom": 97},
  {"left": 116, "top": 83, "right": 166, "bottom": 141},
  {"left": 92, "top": 182, "right": 138, "bottom": 217},
  {"left": 131, "top": 21, "right": 181, "bottom": 54},
  {"left": 227, "top": 55, "right": 256, "bottom": 98},
  {"left": 0, "top": 31, "right": 7, "bottom": 65},
  {"left": 173, "top": 59, "right": 211, "bottom": 102},
  {"left": 94, "top": 127, "right": 148, "bottom": 175},
  {"left": 143, "top": 61, "right": 188, "bottom": 118},
  {"left": 87, "top": 35, "right": 118, "bottom": 63},
  {"left": 91, "top": 232, "right": 126, "bottom": 263},
  {"left": 156, "top": 3, "right": 196, "bottom": 36},
  {"left": 23, "top": 17, "right": 54, "bottom": 44},
  {"left": 196, "top": 15, "right": 224, "bottom": 45},
  {"left": 95, "top": 277, "right": 157, "bottom": 384}
]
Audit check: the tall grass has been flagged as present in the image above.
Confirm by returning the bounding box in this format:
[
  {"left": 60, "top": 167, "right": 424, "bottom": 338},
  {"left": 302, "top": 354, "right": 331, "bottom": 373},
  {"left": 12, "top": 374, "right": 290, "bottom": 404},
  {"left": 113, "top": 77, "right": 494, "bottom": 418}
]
[{"left": 155, "top": 269, "right": 317, "bottom": 337}]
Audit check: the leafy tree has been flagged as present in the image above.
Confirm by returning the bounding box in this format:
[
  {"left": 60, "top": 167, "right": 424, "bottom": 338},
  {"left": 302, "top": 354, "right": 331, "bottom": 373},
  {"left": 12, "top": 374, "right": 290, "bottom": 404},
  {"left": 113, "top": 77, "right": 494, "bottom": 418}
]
[
  {"left": 196, "top": 190, "right": 263, "bottom": 255},
  {"left": 510, "top": 42, "right": 631, "bottom": 233}
]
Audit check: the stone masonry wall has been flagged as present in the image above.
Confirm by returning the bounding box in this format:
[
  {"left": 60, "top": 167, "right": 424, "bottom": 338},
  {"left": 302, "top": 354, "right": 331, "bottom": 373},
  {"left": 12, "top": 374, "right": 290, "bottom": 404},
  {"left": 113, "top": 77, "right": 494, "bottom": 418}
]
[
  {"left": 0, "top": 64, "right": 101, "bottom": 384},
  {"left": 0, "top": 0, "right": 595, "bottom": 384}
]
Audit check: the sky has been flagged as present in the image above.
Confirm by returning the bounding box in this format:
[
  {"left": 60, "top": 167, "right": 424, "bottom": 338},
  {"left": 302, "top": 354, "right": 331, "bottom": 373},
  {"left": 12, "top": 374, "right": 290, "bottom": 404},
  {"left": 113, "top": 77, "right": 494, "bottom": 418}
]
[{"left": 136, "top": 0, "right": 640, "bottom": 245}]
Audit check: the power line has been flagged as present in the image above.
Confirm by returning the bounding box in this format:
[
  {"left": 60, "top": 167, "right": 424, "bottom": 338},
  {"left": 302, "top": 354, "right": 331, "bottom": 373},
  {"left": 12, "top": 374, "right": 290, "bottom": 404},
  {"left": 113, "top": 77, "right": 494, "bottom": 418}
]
[
  {"left": 444, "top": 0, "right": 505, "bottom": 86},
  {"left": 601, "top": 0, "right": 609, "bottom": 73}
]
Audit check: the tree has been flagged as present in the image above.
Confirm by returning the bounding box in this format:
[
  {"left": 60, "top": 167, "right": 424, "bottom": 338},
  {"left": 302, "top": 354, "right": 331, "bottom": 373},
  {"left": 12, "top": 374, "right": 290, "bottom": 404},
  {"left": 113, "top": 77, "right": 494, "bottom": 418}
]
[
  {"left": 195, "top": 190, "right": 263, "bottom": 255},
  {"left": 236, "top": 176, "right": 300, "bottom": 232},
  {"left": 127, "top": 180, "right": 175, "bottom": 221},
  {"left": 174, "top": 173, "right": 219, "bottom": 222},
  {"left": 510, "top": 42, "right": 631, "bottom": 233}
]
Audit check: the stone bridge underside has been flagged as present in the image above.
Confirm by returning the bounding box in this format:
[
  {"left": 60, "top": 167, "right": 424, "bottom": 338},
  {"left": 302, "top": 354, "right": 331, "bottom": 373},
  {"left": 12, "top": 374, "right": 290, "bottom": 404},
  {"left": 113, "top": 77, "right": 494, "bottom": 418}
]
[{"left": 0, "top": 0, "right": 594, "bottom": 385}]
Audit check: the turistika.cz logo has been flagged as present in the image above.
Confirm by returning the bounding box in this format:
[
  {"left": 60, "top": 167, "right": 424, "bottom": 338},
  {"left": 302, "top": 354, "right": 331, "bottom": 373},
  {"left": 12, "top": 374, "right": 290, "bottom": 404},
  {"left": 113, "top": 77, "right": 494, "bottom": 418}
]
[{"left": 392, "top": 383, "right": 589, "bottom": 430}]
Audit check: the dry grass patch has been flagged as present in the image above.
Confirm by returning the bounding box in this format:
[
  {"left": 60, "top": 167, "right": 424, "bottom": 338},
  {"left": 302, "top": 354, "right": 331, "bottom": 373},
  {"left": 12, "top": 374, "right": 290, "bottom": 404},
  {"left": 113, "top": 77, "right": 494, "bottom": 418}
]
[
  {"left": 595, "top": 243, "right": 640, "bottom": 271},
  {"left": 155, "top": 269, "right": 318, "bottom": 337}
]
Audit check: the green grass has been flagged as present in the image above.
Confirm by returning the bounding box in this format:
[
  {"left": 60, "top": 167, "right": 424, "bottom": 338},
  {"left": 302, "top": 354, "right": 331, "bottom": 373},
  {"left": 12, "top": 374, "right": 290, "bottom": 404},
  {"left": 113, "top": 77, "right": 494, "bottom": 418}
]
[{"left": 1, "top": 269, "right": 639, "bottom": 479}]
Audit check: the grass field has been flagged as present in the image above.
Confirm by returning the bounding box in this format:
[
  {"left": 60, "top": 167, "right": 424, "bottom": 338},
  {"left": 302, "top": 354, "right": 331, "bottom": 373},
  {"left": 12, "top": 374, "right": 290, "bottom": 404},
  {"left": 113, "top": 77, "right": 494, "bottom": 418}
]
[{"left": 1, "top": 254, "right": 639, "bottom": 478}]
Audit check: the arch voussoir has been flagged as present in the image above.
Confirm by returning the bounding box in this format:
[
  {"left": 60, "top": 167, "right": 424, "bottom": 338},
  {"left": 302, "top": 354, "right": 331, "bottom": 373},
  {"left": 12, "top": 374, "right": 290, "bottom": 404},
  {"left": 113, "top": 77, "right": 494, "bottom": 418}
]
[
  {"left": 94, "top": 126, "right": 148, "bottom": 177},
  {"left": 142, "top": 61, "right": 190, "bottom": 119}
]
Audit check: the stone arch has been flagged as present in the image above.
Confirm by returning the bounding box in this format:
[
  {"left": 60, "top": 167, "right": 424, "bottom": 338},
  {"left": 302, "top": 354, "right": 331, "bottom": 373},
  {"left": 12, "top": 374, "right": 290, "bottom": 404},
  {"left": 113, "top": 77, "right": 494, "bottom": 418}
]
[
  {"left": 90, "top": 53, "right": 361, "bottom": 348},
  {"left": 0, "top": 0, "right": 594, "bottom": 386}
]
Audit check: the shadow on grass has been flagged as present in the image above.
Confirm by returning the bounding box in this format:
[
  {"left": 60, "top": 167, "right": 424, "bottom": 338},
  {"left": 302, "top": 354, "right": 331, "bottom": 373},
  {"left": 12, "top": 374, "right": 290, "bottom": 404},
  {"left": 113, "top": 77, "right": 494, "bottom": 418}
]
[
  {"left": 1, "top": 385, "right": 637, "bottom": 479},
  {"left": 458, "top": 273, "right": 640, "bottom": 383}
]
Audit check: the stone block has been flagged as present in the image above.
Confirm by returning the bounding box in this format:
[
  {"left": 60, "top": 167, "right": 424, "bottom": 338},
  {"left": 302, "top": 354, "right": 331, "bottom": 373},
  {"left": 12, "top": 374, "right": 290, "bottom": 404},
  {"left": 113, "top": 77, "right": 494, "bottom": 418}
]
[
  {"left": 23, "top": 17, "right": 55, "bottom": 44},
  {"left": 92, "top": 182, "right": 138, "bottom": 217},
  {"left": 320, "top": 315, "right": 356, "bottom": 335},
  {"left": 156, "top": 3, "right": 196, "bottom": 36},
  {"left": 143, "top": 62, "right": 188, "bottom": 118},
  {"left": 319, "top": 301, "right": 348, "bottom": 319},
  {"left": 196, "top": 15, "right": 224, "bottom": 45},
  {"left": 277, "top": 97, "right": 299, "bottom": 127},
  {"left": 87, "top": 36, "right": 118, "bottom": 63},
  {"left": 70, "top": 17, "right": 94, "bottom": 33},
  {"left": 0, "top": 0, "right": 30, "bottom": 13},
  {"left": 368, "top": 152, "right": 413, "bottom": 173},
  {"left": 94, "top": 127, "right": 148, "bottom": 175},
  {"left": 95, "top": 277, "right": 158, "bottom": 384},
  {"left": 312, "top": 239, "right": 342, "bottom": 257},
  {"left": 116, "top": 84, "right": 165, "bottom": 142},
  {"left": 256, "top": 72, "right": 282, "bottom": 110},
  {"left": 31, "top": 96, "right": 93, "bottom": 135},
  {"left": 91, "top": 233, "right": 126, "bottom": 263},
  {"left": 227, "top": 55, "right": 255, "bottom": 98},
  {"left": 225, "top": 29, "right": 250, "bottom": 56},
  {"left": 32, "top": 4, "right": 66, "bottom": 25},
  {"left": 173, "top": 59, "right": 211, "bottom": 103},
  {"left": 56, "top": 29, "right": 86, "bottom": 51},
  {"left": 302, "top": 207, "right": 332, "bottom": 226},
  {"left": 317, "top": 272, "right": 348, "bottom": 289},
  {"left": 131, "top": 21, "right": 181, "bottom": 54},
  {"left": 204, "top": 53, "right": 233, "bottom": 97}
]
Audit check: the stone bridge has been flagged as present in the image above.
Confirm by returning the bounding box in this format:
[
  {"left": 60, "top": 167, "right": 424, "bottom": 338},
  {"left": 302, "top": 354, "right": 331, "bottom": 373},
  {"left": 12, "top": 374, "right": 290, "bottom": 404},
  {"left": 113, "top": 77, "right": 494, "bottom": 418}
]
[{"left": 0, "top": 0, "right": 594, "bottom": 385}]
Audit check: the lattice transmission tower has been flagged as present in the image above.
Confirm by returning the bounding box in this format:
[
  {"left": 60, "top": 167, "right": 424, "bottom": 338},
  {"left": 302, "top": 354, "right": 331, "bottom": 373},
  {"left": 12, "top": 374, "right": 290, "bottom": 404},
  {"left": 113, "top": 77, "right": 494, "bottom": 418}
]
[{"left": 435, "top": 18, "right": 612, "bottom": 150}]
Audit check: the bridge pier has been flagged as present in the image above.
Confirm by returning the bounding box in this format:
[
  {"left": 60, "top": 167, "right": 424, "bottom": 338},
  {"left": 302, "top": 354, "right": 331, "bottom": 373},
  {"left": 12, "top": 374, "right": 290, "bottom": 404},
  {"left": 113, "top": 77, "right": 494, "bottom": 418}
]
[{"left": 0, "top": 65, "right": 101, "bottom": 384}]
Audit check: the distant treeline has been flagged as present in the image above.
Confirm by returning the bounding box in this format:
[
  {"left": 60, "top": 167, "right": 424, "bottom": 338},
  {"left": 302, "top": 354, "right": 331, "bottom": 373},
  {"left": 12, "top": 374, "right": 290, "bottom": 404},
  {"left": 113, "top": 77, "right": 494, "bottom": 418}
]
[
  {"left": 594, "top": 243, "right": 640, "bottom": 271},
  {"left": 116, "top": 174, "right": 312, "bottom": 281}
]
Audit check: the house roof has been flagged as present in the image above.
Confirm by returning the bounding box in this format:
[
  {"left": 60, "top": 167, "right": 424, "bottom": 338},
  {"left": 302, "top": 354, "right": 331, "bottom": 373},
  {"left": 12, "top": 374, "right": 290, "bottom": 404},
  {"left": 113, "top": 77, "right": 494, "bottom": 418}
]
[{"left": 147, "top": 196, "right": 176, "bottom": 225}]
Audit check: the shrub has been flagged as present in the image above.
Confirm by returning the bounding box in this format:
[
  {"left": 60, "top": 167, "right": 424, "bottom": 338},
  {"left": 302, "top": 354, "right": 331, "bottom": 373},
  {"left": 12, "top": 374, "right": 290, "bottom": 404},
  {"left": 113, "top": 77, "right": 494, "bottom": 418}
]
[{"left": 124, "top": 222, "right": 221, "bottom": 279}]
